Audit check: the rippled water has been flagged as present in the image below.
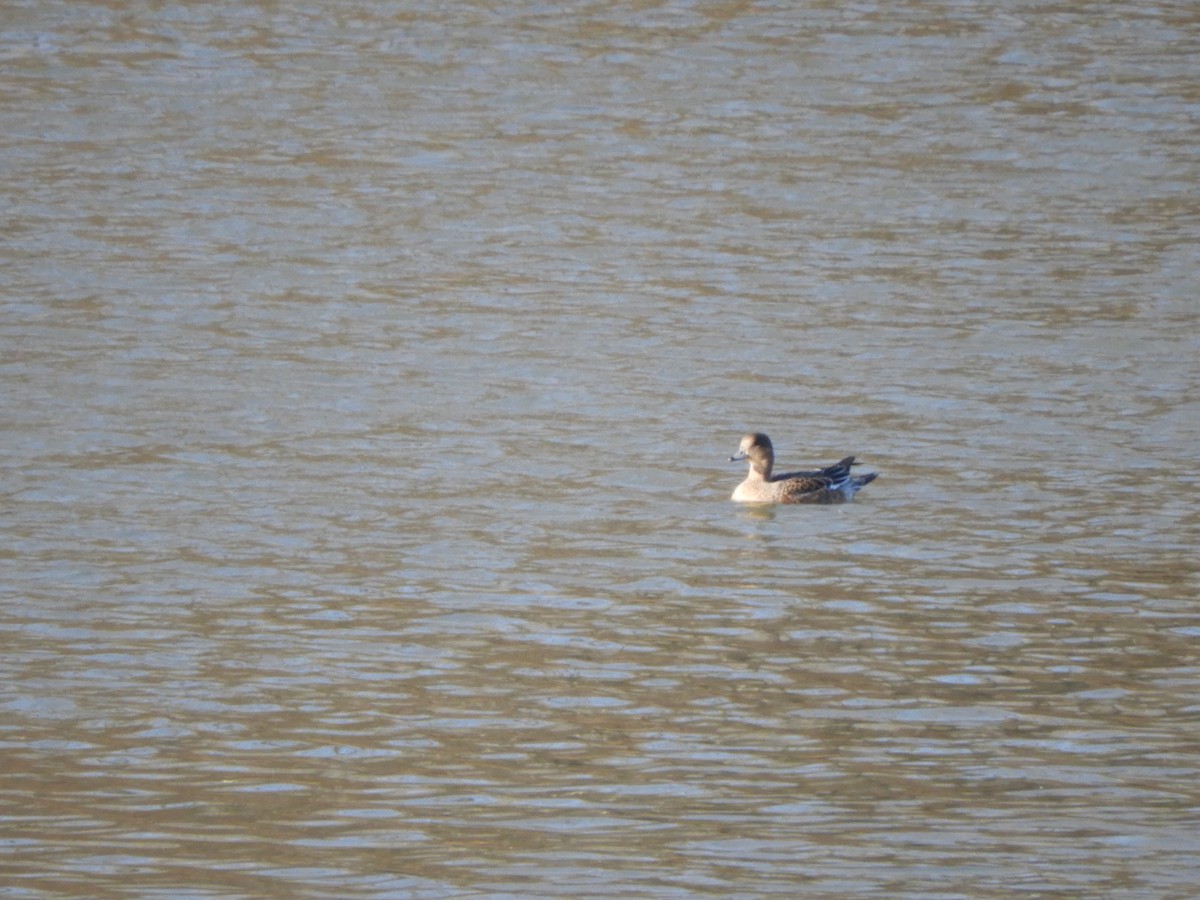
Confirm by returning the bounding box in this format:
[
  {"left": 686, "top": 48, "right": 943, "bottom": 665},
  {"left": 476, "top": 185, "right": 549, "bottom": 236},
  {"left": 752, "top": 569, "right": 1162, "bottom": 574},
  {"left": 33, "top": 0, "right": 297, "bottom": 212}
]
[{"left": 3, "top": 1, "right": 1198, "bottom": 896}]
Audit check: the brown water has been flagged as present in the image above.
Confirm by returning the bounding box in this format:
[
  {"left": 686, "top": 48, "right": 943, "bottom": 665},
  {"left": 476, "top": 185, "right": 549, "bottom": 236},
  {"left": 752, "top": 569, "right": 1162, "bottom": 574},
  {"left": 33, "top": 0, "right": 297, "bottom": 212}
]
[{"left": 3, "top": 1, "right": 1198, "bottom": 897}]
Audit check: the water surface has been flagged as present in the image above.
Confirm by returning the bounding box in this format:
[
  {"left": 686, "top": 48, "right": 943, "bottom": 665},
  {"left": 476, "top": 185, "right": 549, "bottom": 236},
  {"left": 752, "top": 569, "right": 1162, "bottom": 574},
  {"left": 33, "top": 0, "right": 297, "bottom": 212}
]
[{"left": 3, "top": 1, "right": 1198, "bottom": 896}]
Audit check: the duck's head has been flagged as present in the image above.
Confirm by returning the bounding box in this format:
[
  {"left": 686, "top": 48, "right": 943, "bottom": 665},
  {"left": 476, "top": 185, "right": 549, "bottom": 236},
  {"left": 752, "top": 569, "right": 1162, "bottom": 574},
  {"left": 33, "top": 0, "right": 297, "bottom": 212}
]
[{"left": 730, "top": 432, "right": 774, "bottom": 475}]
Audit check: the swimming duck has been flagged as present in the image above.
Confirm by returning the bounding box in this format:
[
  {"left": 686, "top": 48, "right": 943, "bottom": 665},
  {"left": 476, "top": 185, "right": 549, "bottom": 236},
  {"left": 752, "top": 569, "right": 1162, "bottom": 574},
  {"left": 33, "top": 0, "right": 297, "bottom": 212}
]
[{"left": 730, "top": 432, "right": 877, "bottom": 504}]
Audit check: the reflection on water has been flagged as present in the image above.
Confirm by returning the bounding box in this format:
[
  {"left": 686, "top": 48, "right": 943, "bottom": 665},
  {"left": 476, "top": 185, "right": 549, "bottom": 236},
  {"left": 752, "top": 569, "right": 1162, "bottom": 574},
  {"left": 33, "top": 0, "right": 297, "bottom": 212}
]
[{"left": 3, "top": 0, "right": 1198, "bottom": 896}]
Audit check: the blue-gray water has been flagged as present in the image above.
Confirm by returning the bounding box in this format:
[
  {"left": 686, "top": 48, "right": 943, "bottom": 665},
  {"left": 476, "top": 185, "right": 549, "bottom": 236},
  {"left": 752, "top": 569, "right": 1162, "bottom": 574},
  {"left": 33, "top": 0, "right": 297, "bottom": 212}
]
[{"left": 3, "top": 1, "right": 1198, "bottom": 896}]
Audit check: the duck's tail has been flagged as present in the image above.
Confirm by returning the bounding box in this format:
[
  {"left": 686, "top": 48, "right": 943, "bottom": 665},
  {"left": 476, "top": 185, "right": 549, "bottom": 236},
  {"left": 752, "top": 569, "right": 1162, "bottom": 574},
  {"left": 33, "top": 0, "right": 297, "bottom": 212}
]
[
  {"left": 853, "top": 471, "right": 878, "bottom": 489},
  {"left": 828, "top": 457, "right": 877, "bottom": 495},
  {"left": 809, "top": 456, "right": 878, "bottom": 499}
]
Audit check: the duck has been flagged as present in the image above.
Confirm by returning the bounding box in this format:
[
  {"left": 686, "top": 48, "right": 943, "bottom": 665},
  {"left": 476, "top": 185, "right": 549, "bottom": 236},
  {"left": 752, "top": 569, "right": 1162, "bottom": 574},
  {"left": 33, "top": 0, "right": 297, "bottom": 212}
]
[{"left": 730, "top": 432, "right": 877, "bottom": 504}]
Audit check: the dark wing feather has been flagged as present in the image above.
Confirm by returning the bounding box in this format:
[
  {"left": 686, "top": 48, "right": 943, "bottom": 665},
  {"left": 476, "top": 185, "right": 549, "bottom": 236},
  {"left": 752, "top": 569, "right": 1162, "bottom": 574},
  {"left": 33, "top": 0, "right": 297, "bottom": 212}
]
[{"left": 771, "top": 456, "right": 856, "bottom": 484}]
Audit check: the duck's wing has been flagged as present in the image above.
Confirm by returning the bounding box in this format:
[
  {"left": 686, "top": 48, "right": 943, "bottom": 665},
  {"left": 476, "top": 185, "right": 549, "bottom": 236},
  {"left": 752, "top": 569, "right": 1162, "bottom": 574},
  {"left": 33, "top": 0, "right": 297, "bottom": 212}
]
[
  {"left": 776, "top": 474, "right": 844, "bottom": 503},
  {"left": 771, "top": 456, "right": 856, "bottom": 484},
  {"left": 774, "top": 457, "right": 861, "bottom": 504},
  {"left": 821, "top": 456, "right": 856, "bottom": 480}
]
